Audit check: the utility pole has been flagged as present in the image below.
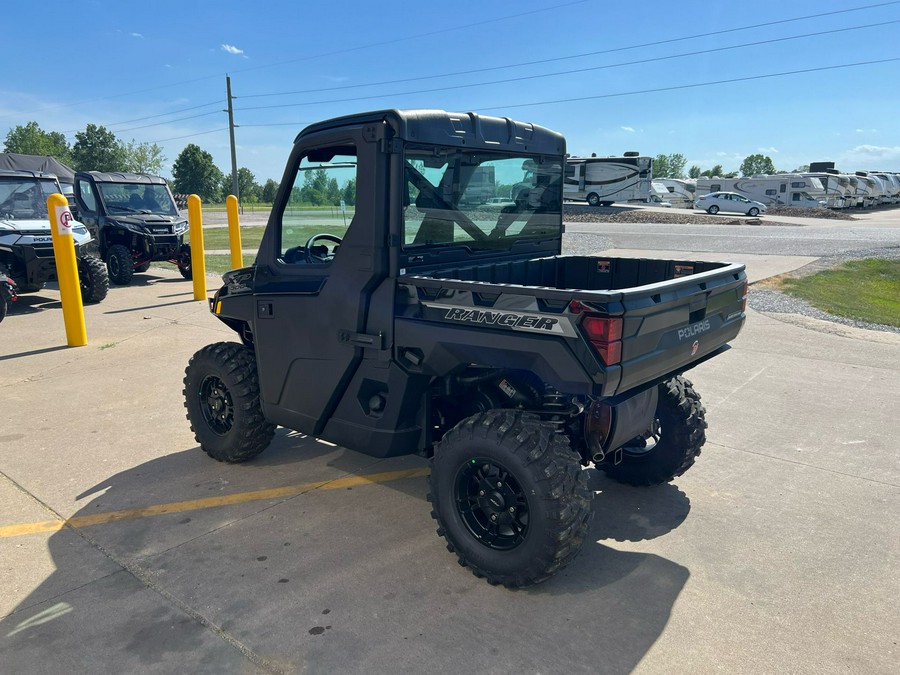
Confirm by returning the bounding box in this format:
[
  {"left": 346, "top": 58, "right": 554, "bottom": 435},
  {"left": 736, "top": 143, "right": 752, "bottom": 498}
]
[{"left": 226, "top": 75, "right": 239, "bottom": 203}]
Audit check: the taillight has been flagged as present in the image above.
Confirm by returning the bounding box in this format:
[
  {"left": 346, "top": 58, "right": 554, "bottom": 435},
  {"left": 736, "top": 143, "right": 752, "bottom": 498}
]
[
  {"left": 581, "top": 314, "right": 623, "bottom": 366},
  {"left": 741, "top": 281, "right": 748, "bottom": 313}
]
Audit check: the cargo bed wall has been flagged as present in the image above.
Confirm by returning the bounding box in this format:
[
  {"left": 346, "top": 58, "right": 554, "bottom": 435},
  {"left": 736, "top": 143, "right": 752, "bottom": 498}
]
[{"left": 419, "top": 256, "right": 730, "bottom": 291}]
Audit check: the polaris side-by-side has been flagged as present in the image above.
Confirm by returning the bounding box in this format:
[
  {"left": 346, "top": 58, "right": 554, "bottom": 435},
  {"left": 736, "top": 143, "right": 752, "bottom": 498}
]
[
  {"left": 73, "top": 171, "right": 191, "bottom": 285},
  {"left": 0, "top": 170, "right": 108, "bottom": 319},
  {"left": 183, "top": 109, "right": 747, "bottom": 587}
]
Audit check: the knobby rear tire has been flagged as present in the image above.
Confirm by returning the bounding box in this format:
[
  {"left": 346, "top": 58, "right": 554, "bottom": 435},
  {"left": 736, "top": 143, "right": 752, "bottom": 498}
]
[
  {"left": 428, "top": 410, "right": 592, "bottom": 588},
  {"left": 602, "top": 376, "right": 707, "bottom": 487}
]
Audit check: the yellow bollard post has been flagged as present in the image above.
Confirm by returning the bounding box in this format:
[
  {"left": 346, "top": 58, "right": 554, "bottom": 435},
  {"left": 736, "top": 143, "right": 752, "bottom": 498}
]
[
  {"left": 226, "top": 195, "right": 244, "bottom": 270},
  {"left": 46, "top": 194, "right": 87, "bottom": 347},
  {"left": 187, "top": 194, "right": 207, "bottom": 301}
]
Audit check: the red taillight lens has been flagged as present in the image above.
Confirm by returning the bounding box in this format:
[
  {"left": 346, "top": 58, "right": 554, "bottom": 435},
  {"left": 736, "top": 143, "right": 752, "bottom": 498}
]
[
  {"left": 581, "top": 315, "right": 623, "bottom": 366},
  {"left": 740, "top": 281, "right": 748, "bottom": 313}
]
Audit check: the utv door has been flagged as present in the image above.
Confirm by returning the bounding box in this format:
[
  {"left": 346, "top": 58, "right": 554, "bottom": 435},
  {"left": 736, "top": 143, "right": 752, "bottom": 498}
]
[{"left": 251, "top": 128, "right": 388, "bottom": 436}]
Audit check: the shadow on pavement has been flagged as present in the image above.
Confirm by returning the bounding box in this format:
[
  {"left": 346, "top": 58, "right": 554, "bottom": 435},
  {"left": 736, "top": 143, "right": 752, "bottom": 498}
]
[{"left": 0, "top": 435, "right": 691, "bottom": 672}]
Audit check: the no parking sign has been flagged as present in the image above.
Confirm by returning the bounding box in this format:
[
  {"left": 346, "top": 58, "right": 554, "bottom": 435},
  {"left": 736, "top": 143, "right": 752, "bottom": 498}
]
[{"left": 55, "top": 204, "right": 74, "bottom": 236}]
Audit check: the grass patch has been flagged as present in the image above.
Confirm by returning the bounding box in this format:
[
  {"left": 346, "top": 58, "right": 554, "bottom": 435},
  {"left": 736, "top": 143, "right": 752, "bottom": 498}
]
[
  {"left": 777, "top": 259, "right": 900, "bottom": 327},
  {"left": 188, "top": 226, "right": 267, "bottom": 250}
]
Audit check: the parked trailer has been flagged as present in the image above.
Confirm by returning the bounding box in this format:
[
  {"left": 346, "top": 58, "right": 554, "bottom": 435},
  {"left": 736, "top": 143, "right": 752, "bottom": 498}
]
[
  {"left": 564, "top": 153, "right": 652, "bottom": 206},
  {"left": 803, "top": 172, "right": 851, "bottom": 209},
  {"left": 853, "top": 172, "right": 880, "bottom": 208},
  {"left": 654, "top": 178, "right": 695, "bottom": 209},
  {"left": 874, "top": 173, "right": 900, "bottom": 204},
  {"left": 695, "top": 174, "right": 825, "bottom": 208}
]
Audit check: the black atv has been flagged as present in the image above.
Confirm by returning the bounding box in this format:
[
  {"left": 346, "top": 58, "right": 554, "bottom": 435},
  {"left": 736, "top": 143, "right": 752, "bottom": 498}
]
[
  {"left": 0, "top": 170, "right": 109, "bottom": 314},
  {"left": 73, "top": 171, "right": 192, "bottom": 285}
]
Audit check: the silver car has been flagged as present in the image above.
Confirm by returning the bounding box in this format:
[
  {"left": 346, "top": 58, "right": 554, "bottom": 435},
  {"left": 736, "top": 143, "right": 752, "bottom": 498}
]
[{"left": 695, "top": 191, "right": 767, "bottom": 216}]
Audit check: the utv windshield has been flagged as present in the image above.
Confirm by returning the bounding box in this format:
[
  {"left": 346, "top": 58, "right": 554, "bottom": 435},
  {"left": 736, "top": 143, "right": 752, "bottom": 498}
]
[
  {"left": 0, "top": 177, "right": 59, "bottom": 220},
  {"left": 403, "top": 147, "right": 562, "bottom": 250},
  {"left": 96, "top": 182, "right": 178, "bottom": 216}
]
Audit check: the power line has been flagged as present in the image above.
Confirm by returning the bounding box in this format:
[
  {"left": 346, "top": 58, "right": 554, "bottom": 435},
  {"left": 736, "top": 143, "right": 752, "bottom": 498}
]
[
  {"left": 227, "top": 0, "right": 592, "bottom": 76},
  {"left": 143, "top": 128, "right": 228, "bottom": 144},
  {"left": 237, "top": 0, "right": 900, "bottom": 99},
  {"left": 476, "top": 57, "right": 900, "bottom": 111},
  {"left": 64, "top": 101, "right": 223, "bottom": 133},
  {"left": 234, "top": 21, "right": 899, "bottom": 111},
  {"left": 8, "top": 0, "right": 591, "bottom": 119},
  {"left": 114, "top": 110, "right": 223, "bottom": 135}
]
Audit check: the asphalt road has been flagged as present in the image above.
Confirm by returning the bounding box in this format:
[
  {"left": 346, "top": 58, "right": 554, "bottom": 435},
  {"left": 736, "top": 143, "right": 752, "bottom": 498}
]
[{"left": 1, "top": 208, "right": 898, "bottom": 674}]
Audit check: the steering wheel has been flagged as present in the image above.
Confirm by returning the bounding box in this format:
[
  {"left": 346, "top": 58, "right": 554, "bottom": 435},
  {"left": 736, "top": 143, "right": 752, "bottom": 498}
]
[{"left": 304, "top": 233, "right": 343, "bottom": 263}]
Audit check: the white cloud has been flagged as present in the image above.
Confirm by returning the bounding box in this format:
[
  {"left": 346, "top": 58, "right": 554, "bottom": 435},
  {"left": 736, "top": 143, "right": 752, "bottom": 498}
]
[
  {"left": 844, "top": 144, "right": 900, "bottom": 161},
  {"left": 758, "top": 147, "right": 779, "bottom": 154},
  {"left": 620, "top": 126, "right": 635, "bottom": 133},
  {"left": 221, "top": 44, "right": 245, "bottom": 56},
  {"left": 130, "top": 32, "right": 143, "bottom": 38}
]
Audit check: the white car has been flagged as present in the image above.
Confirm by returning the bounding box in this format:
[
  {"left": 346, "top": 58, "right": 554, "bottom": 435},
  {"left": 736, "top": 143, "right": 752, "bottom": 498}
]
[{"left": 695, "top": 192, "right": 767, "bottom": 216}]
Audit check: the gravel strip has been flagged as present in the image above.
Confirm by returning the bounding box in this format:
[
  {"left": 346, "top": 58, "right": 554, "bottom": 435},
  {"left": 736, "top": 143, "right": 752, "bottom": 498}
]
[{"left": 748, "top": 246, "right": 900, "bottom": 334}]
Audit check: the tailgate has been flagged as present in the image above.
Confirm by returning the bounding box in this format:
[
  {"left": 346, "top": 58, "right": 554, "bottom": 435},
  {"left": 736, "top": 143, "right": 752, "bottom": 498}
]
[{"left": 609, "top": 263, "right": 746, "bottom": 395}]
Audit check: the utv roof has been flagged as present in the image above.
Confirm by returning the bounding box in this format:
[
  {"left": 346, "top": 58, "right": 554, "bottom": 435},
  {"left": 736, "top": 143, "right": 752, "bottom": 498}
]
[
  {"left": 295, "top": 109, "right": 566, "bottom": 155},
  {"left": 0, "top": 153, "right": 74, "bottom": 183},
  {"left": 0, "top": 169, "right": 60, "bottom": 181},
  {"left": 76, "top": 171, "right": 168, "bottom": 185}
]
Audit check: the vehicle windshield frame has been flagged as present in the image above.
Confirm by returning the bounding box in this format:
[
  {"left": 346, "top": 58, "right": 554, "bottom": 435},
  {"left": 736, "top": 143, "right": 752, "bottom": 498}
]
[{"left": 0, "top": 176, "right": 60, "bottom": 220}]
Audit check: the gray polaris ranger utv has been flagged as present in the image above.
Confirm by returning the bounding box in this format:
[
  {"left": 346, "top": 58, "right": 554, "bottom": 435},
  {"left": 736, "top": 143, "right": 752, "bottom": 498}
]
[{"left": 183, "top": 109, "right": 747, "bottom": 587}]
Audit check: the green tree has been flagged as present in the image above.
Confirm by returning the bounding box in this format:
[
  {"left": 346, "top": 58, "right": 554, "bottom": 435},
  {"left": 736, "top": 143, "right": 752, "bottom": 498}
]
[
  {"left": 793, "top": 164, "right": 810, "bottom": 173},
  {"left": 341, "top": 178, "right": 356, "bottom": 206},
  {"left": 261, "top": 178, "right": 279, "bottom": 203},
  {"left": 124, "top": 140, "right": 165, "bottom": 174},
  {"left": 740, "top": 154, "right": 776, "bottom": 176},
  {"left": 71, "top": 124, "right": 127, "bottom": 172},
  {"left": 4, "top": 121, "right": 72, "bottom": 164},
  {"left": 653, "top": 154, "right": 670, "bottom": 179},
  {"left": 236, "top": 167, "right": 260, "bottom": 202},
  {"left": 700, "top": 164, "right": 725, "bottom": 178},
  {"left": 299, "top": 169, "right": 330, "bottom": 205},
  {"left": 652, "top": 153, "right": 687, "bottom": 179},
  {"left": 688, "top": 165, "right": 701, "bottom": 179},
  {"left": 172, "top": 144, "right": 224, "bottom": 202}
]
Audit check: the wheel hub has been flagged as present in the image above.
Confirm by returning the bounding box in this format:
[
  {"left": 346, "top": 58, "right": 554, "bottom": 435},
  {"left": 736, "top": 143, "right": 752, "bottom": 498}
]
[
  {"left": 455, "top": 459, "right": 529, "bottom": 551},
  {"left": 199, "top": 376, "right": 234, "bottom": 434}
]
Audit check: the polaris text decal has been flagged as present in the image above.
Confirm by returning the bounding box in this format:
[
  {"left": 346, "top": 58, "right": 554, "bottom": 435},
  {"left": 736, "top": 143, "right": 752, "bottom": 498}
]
[
  {"left": 423, "top": 303, "right": 578, "bottom": 337},
  {"left": 678, "top": 319, "right": 711, "bottom": 341}
]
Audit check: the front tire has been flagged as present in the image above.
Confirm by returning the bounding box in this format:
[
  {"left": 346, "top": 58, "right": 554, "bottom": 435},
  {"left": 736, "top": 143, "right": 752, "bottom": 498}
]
[
  {"left": 178, "top": 245, "right": 193, "bottom": 280},
  {"left": 586, "top": 193, "right": 601, "bottom": 207},
  {"left": 428, "top": 410, "right": 592, "bottom": 588},
  {"left": 707, "top": 205, "right": 720, "bottom": 214},
  {"left": 106, "top": 244, "right": 134, "bottom": 285},
  {"left": 78, "top": 255, "right": 109, "bottom": 304},
  {"left": 602, "top": 376, "right": 707, "bottom": 486},
  {"left": 183, "top": 342, "right": 275, "bottom": 463}
]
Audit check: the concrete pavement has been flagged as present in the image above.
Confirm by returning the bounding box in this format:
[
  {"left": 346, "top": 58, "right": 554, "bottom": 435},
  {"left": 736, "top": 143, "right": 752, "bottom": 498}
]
[{"left": 1, "top": 258, "right": 897, "bottom": 674}]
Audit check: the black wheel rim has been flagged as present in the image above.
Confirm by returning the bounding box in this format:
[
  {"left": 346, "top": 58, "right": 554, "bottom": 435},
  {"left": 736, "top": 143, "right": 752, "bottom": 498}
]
[
  {"left": 455, "top": 458, "right": 529, "bottom": 551},
  {"left": 622, "top": 418, "right": 662, "bottom": 458},
  {"left": 198, "top": 374, "right": 234, "bottom": 435},
  {"left": 79, "top": 265, "right": 91, "bottom": 296}
]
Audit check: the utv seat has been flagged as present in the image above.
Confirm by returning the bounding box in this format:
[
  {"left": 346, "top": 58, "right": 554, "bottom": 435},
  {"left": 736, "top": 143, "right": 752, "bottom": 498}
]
[{"left": 412, "top": 193, "right": 454, "bottom": 244}]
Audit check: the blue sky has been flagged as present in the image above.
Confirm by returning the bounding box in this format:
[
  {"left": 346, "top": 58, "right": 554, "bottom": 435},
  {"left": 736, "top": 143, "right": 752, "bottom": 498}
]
[{"left": 2, "top": 0, "right": 899, "bottom": 181}]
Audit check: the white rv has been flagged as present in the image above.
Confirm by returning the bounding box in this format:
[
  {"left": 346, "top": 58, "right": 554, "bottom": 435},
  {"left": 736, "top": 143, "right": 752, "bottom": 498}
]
[
  {"left": 564, "top": 153, "right": 652, "bottom": 206},
  {"left": 872, "top": 173, "right": 899, "bottom": 204},
  {"left": 852, "top": 172, "right": 879, "bottom": 208},
  {"left": 804, "top": 171, "right": 858, "bottom": 209},
  {"left": 695, "top": 174, "right": 825, "bottom": 208},
  {"left": 654, "top": 178, "right": 695, "bottom": 209}
]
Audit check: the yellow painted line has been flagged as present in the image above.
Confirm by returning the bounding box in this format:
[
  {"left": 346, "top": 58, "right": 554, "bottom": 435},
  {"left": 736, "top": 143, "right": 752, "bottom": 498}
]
[{"left": 0, "top": 467, "right": 430, "bottom": 539}]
